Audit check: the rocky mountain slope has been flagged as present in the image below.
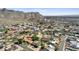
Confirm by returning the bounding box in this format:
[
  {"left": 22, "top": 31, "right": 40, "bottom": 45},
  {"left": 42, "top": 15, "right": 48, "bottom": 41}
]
[
  {"left": 0, "top": 8, "right": 79, "bottom": 25},
  {"left": 0, "top": 8, "right": 44, "bottom": 21}
]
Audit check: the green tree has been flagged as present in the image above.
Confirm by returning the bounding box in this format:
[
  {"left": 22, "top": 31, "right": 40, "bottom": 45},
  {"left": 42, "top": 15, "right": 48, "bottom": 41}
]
[{"left": 32, "top": 35, "right": 39, "bottom": 41}]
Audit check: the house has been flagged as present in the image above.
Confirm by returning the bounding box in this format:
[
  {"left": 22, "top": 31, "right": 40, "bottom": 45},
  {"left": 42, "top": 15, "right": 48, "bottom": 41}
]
[
  {"left": 76, "top": 43, "right": 79, "bottom": 48},
  {"left": 53, "top": 37, "right": 61, "bottom": 45},
  {"left": 37, "top": 32, "right": 42, "bottom": 39},
  {"left": 70, "top": 40, "right": 77, "bottom": 48},
  {"left": 47, "top": 43, "right": 56, "bottom": 51},
  {"left": 24, "top": 35, "right": 33, "bottom": 44},
  {"left": 64, "top": 28, "right": 70, "bottom": 32},
  {"left": 76, "top": 38, "right": 79, "bottom": 42},
  {"left": 7, "top": 30, "right": 16, "bottom": 35},
  {"left": 13, "top": 44, "right": 23, "bottom": 51},
  {"left": 5, "top": 44, "right": 23, "bottom": 51},
  {"left": 42, "top": 35, "right": 51, "bottom": 41},
  {"left": 66, "top": 36, "right": 78, "bottom": 48}
]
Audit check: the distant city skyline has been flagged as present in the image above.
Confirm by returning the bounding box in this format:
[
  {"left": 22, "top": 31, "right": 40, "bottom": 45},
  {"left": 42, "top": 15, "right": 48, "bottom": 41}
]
[{"left": 8, "top": 8, "right": 79, "bottom": 16}]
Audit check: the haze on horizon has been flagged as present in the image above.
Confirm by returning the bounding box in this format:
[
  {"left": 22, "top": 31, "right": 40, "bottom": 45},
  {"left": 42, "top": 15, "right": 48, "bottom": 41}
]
[{"left": 8, "top": 8, "right": 79, "bottom": 16}]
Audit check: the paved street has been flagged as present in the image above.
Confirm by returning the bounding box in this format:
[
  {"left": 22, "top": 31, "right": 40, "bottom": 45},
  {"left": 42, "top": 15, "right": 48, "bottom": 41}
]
[
  {"left": 20, "top": 44, "right": 33, "bottom": 51},
  {"left": 58, "top": 35, "right": 68, "bottom": 51}
]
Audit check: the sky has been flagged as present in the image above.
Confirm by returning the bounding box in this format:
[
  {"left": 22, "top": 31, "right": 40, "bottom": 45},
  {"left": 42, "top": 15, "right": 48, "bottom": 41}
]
[{"left": 8, "top": 8, "right": 79, "bottom": 16}]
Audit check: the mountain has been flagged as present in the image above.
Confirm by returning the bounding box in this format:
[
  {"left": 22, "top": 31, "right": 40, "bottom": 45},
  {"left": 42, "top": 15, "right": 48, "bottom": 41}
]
[
  {"left": 0, "top": 8, "right": 44, "bottom": 21},
  {"left": 0, "top": 8, "right": 79, "bottom": 25}
]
